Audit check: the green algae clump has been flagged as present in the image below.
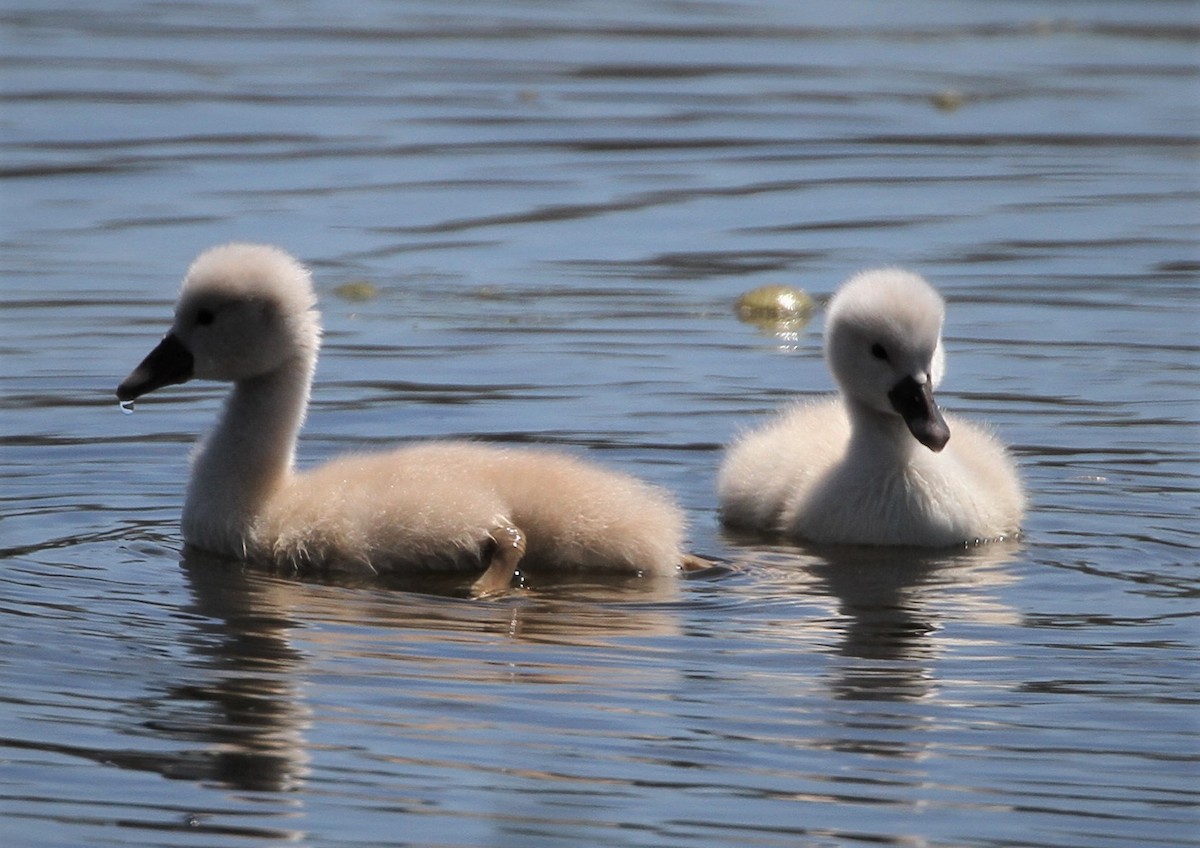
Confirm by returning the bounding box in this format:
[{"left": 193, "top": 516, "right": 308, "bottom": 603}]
[
  {"left": 735, "top": 285, "right": 815, "bottom": 329},
  {"left": 333, "top": 280, "right": 378, "bottom": 302}
]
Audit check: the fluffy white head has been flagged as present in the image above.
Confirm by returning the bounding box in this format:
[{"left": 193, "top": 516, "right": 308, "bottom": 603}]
[
  {"left": 172, "top": 243, "right": 321, "bottom": 383},
  {"left": 824, "top": 268, "right": 945, "bottom": 411}
]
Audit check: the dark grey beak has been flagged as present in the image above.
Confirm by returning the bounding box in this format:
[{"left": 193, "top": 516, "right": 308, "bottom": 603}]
[
  {"left": 117, "top": 333, "right": 194, "bottom": 402},
  {"left": 888, "top": 375, "right": 950, "bottom": 452}
]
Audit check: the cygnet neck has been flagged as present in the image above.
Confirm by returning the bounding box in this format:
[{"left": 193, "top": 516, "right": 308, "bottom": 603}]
[
  {"left": 182, "top": 351, "right": 315, "bottom": 554},
  {"left": 843, "top": 396, "right": 922, "bottom": 463}
]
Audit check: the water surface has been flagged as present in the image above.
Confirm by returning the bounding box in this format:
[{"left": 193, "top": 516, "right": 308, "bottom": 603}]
[{"left": 2, "top": 1, "right": 1198, "bottom": 846}]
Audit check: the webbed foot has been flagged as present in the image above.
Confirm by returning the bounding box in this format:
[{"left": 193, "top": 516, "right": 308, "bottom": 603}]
[{"left": 470, "top": 523, "right": 526, "bottom": 598}]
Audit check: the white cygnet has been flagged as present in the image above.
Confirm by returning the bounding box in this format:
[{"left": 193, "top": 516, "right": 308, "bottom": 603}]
[
  {"left": 718, "top": 268, "right": 1024, "bottom": 547},
  {"left": 118, "top": 243, "right": 688, "bottom": 592}
]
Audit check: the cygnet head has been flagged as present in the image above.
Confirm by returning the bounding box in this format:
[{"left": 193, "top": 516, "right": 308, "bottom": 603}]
[
  {"left": 117, "top": 243, "right": 321, "bottom": 402},
  {"left": 823, "top": 268, "right": 950, "bottom": 452}
]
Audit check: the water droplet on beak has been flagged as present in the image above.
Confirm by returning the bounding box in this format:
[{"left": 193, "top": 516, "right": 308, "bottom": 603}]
[{"left": 119, "top": 400, "right": 135, "bottom": 415}]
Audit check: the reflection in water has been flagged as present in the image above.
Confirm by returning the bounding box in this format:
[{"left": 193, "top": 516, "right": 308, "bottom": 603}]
[
  {"left": 159, "top": 551, "right": 314, "bottom": 795},
  {"left": 291, "top": 563, "right": 685, "bottom": 649},
  {"left": 163, "top": 550, "right": 686, "bottom": 797},
  {"left": 725, "top": 537, "right": 1021, "bottom": 768},
  {"left": 809, "top": 542, "right": 1022, "bottom": 701}
]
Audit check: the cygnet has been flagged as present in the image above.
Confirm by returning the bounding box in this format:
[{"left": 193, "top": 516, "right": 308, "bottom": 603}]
[
  {"left": 118, "top": 243, "right": 688, "bottom": 592},
  {"left": 718, "top": 268, "right": 1024, "bottom": 547}
]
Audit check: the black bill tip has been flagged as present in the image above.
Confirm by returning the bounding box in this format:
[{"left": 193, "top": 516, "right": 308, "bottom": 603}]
[
  {"left": 887, "top": 375, "right": 950, "bottom": 452},
  {"left": 117, "top": 332, "right": 195, "bottom": 402}
]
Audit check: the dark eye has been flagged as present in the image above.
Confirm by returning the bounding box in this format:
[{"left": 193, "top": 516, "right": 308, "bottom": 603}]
[
  {"left": 870, "top": 343, "right": 889, "bottom": 361},
  {"left": 196, "top": 308, "right": 215, "bottom": 326}
]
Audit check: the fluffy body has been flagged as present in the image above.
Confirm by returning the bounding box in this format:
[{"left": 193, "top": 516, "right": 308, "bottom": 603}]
[
  {"left": 719, "top": 400, "right": 1023, "bottom": 546},
  {"left": 718, "top": 268, "right": 1024, "bottom": 547},
  {"left": 253, "top": 442, "right": 684, "bottom": 574},
  {"left": 121, "top": 243, "right": 685, "bottom": 578}
]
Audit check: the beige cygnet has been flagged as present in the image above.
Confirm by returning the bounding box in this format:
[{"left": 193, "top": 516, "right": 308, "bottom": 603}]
[
  {"left": 718, "top": 268, "right": 1024, "bottom": 547},
  {"left": 118, "top": 243, "right": 687, "bottom": 592}
]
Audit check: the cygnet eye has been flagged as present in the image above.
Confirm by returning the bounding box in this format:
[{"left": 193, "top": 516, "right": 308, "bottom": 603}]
[
  {"left": 870, "top": 343, "right": 889, "bottom": 361},
  {"left": 195, "top": 308, "right": 216, "bottom": 327}
]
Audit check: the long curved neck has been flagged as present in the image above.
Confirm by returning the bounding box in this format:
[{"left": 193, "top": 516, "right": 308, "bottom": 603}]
[{"left": 182, "top": 353, "right": 315, "bottom": 556}]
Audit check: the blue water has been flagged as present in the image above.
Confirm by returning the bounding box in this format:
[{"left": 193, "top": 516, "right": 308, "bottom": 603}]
[{"left": 2, "top": 1, "right": 1198, "bottom": 846}]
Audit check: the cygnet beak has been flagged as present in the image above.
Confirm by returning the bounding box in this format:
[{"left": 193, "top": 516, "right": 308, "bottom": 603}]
[
  {"left": 888, "top": 375, "right": 950, "bottom": 452},
  {"left": 117, "top": 333, "right": 195, "bottom": 402}
]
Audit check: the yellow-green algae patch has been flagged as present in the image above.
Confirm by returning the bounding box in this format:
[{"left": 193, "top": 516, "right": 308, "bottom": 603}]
[
  {"left": 930, "top": 88, "right": 966, "bottom": 112},
  {"left": 735, "top": 285, "right": 814, "bottom": 327},
  {"left": 332, "top": 280, "right": 378, "bottom": 302}
]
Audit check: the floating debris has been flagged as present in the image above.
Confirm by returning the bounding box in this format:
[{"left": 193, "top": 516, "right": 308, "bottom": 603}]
[
  {"left": 931, "top": 88, "right": 966, "bottom": 113},
  {"left": 472, "top": 285, "right": 507, "bottom": 301},
  {"left": 735, "top": 285, "right": 815, "bottom": 329},
  {"left": 332, "top": 280, "right": 378, "bottom": 302}
]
